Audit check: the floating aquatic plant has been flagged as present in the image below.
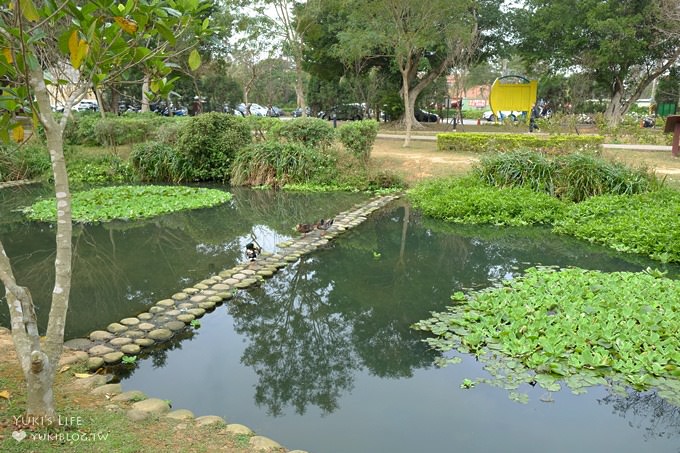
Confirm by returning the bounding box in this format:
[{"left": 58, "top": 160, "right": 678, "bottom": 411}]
[{"left": 412, "top": 267, "right": 680, "bottom": 406}]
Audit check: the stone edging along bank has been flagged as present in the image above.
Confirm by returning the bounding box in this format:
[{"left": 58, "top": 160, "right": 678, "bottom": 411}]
[{"left": 58, "top": 193, "right": 400, "bottom": 452}]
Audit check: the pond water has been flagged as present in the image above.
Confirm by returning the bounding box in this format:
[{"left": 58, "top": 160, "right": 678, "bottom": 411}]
[{"left": 1, "top": 185, "right": 679, "bottom": 452}]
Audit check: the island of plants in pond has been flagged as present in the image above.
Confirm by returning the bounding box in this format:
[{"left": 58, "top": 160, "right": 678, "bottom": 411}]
[
  {"left": 22, "top": 185, "right": 232, "bottom": 223},
  {"left": 412, "top": 267, "right": 680, "bottom": 406}
]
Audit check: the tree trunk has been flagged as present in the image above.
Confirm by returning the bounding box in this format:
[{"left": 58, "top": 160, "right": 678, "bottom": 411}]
[
  {"left": 294, "top": 62, "right": 307, "bottom": 117},
  {"left": 401, "top": 70, "right": 413, "bottom": 147},
  {"left": 604, "top": 84, "right": 625, "bottom": 127},
  {"left": 7, "top": 66, "right": 74, "bottom": 419},
  {"left": 141, "top": 73, "right": 150, "bottom": 113}
]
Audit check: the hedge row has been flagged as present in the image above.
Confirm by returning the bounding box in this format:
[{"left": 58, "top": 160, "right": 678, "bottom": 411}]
[{"left": 436, "top": 133, "right": 604, "bottom": 154}]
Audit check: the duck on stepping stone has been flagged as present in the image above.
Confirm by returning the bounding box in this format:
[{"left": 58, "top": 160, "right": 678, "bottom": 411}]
[{"left": 245, "top": 242, "right": 261, "bottom": 261}]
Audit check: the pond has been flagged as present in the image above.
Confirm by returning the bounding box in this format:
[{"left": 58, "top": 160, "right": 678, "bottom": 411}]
[{"left": 1, "top": 185, "right": 679, "bottom": 453}]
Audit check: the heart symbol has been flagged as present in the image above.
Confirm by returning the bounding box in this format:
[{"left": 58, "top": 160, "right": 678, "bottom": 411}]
[{"left": 12, "top": 430, "right": 27, "bottom": 442}]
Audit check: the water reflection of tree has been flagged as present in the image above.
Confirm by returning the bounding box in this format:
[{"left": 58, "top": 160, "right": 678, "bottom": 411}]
[
  {"left": 599, "top": 391, "right": 680, "bottom": 441},
  {"left": 230, "top": 260, "right": 357, "bottom": 416}
]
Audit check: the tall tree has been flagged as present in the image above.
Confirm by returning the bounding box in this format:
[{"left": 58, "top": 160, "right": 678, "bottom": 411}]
[
  {"left": 335, "top": 0, "right": 479, "bottom": 146},
  {"left": 514, "top": 0, "right": 680, "bottom": 126},
  {"left": 0, "top": 0, "right": 209, "bottom": 418}
]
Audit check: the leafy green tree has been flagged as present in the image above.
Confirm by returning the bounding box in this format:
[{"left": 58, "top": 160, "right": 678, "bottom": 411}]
[
  {"left": 0, "top": 0, "right": 209, "bottom": 418},
  {"left": 513, "top": 0, "right": 680, "bottom": 125},
  {"left": 334, "top": 0, "right": 479, "bottom": 146}
]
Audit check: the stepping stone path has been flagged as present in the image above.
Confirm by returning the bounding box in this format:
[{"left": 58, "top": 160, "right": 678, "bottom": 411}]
[{"left": 62, "top": 194, "right": 400, "bottom": 368}]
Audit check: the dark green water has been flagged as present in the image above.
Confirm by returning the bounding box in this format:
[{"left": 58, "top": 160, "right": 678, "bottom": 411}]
[{"left": 2, "top": 185, "right": 679, "bottom": 453}]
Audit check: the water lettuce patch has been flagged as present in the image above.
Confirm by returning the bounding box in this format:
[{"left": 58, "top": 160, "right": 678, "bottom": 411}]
[
  {"left": 23, "top": 186, "right": 232, "bottom": 223},
  {"left": 412, "top": 267, "right": 680, "bottom": 406}
]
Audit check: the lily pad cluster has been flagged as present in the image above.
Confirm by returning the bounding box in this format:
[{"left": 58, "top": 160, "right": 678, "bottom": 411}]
[
  {"left": 412, "top": 267, "right": 680, "bottom": 406},
  {"left": 22, "top": 185, "right": 232, "bottom": 223}
]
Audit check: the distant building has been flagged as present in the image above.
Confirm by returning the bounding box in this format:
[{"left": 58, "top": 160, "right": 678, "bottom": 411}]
[{"left": 446, "top": 75, "right": 490, "bottom": 110}]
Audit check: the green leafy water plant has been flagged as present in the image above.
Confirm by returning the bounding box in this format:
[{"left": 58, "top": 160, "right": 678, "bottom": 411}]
[
  {"left": 23, "top": 186, "right": 232, "bottom": 223},
  {"left": 412, "top": 267, "right": 680, "bottom": 405},
  {"left": 190, "top": 319, "right": 201, "bottom": 329},
  {"left": 121, "top": 355, "right": 137, "bottom": 365},
  {"left": 408, "top": 177, "right": 565, "bottom": 226},
  {"left": 553, "top": 189, "right": 680, "bottom": 263}
]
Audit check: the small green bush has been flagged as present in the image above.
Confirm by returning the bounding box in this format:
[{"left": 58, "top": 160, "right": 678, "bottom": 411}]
[
  {"left": 66, "top": 153, "right": 135, "bottom": 185},
  {"left": 271, "top": 117, "right": 335, "bottom": 149},
  {"left": 175, "top": 113, "right": 251, "bottom": 182},
  {"left": 130, "top": 141, "right": 180, "bottom": 182},
  {"left": 337, "top": 120, "right": 379, "bottom": 161},
  {"left": 436, "top": 133, "right": 604, "bottom": 154},
  {"left": 231, "top": 141, "right": 337, "bottom": 187},
  {"left": 0, "top": 141, "right": 51, "bottom": 182},
  {"left": 64, "top": 113, "right": 100, "bottom": 146}
]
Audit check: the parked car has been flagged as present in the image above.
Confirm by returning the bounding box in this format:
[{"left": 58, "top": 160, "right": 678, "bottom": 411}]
[
  {"left": 72, "top": 99, "right": 99, "bottom": 112},
  {"left": 267, "top": 106, "right": 284, "bottom": 117},
  {"left": 292, "top": 106, "right": 311, "bottom": 117},
  {"left": 415, "top": 109, "right": 438, "bottom": 122},
  {"left": 236, "top": 103, "right": 268, "bottom": 116},
  {"left": 319, "top": 103, "right": 365, "bottom": 120}
]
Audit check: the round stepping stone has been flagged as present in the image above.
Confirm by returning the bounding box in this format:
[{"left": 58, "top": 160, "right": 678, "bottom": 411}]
[
  {"left": 212, "top": 284, "right": 231, "bottom": 291},
  {"left": 89, "top": 331, "right": 113, "bottom": 342},
  {"left": 149, "top": 306, "right": 165, "bottom": 314},
  {"left": 218, "top": 270, "right": 232, "bottom": 278},
  {"left": 234, "top": 281, "right": 252, "bottom": 289},
  {"left": 241, "top": 269, "right": 256, "bottom": 275},
  {"left": 119, "top": 317, "right": 140, "bottom": 326},
  {"left": 224, "top": 278, "right": 239, "bottom": 285},
  {"left": 132, "top": 398, "right": 170, "bottom": 415},
  {"left": 178, "top": 303, "right": 194, "bottom": 309},
  {"left": 103, "top": 351, "right": 124, "bottom": 364},
  {"left": 225, "top": 424, "right": 253, "bottom": 435},
  {"left": 87, "top": 357, "right": 104, "bottom": 370},
  {"left": 167, "top": 409, "right": 194, "bottom": 420},
  {"left": 198, "top": 301, "right": 216, "bottom": 310},
  {"left": 207, "top": 295, "right": 222, "bottom": 303},
  {"left": 190, "top": 295, "right": 207, "bottom": 303},
  {"left": 122, "top": 330, "right": 145, "bottom": 339},
  {"left": 193, "top": 283, "right": 209, "bottom": 290},
  {"left": 284, "top": 255, "right": 298, "bottom": 262},
  {"left": 195, "top": 415, "right": 225, "bottom": 427},
  {"left": 232, "top": 273, "right": 246, "bottom": 279},
  {"left": 121, "top": 344, "right": 141, "bottom": 355},
  {"left": 172, "top": 292, "right": 189, "bottom": 301},
  {"left": 200, "top": 279, "right": 216, "bottom": 286},
  {"left": 182, "top": 287, "right": 200, "bottom": 294},
  {"left": 165, "top": 309, "right": 181, "bottom": 317},
  {"left": 201, "top": 290, "right": 217, "bottom": 296},
  {"left": 163, "top": 321, "right": 186, "bottom": 331},
  {"left": 134, "top": 338, "right": 155, "bottom": 347},
  {"left": 177, "top": 314, "right": 195, "bottom": 323},
  {"left": 187, "top": 308, "right": 205, "bottom": 317},
  {"left": 107, "top": 323, "right": 128, "bottom": 334},
  {"left": 110, "top": 337, "right": 133, "bottom": 346},
  {"left": 89, "top": 345, "right": 114, "bottom": 356},
  {"left": 216, "top": 292, "right": 233, "bottom": 300},
  {"left": 138, "top": 322, "right": 156, "bottom": 331},
  {"left": 111, "top": 390, "right": 146, "bottom": 403},
  {"left": 156, "top": 299, "right": 176, "bottom": 307},
  {"left": 249, "top": 436, "right": 282, "bottom": 450},
  {"left": 137, "top": 312, "right": 153, "bottom": 321},
  {"left": 148, "top": 329, "right": 173, "bottom": 341},
  {"left": 257, "top": 270, "right": 274, "bottom": 277}
]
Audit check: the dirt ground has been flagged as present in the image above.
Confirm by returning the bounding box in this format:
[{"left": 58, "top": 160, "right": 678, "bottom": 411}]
[{"left": 370, "top": 137, "right": 680, "bottom": 188}]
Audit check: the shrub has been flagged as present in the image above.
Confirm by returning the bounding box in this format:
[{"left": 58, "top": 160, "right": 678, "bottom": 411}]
[
  {"left": 271, "top": 117, "right": 335, "bottom": 149},
  {"left": 130, "top": 141, "right": 180, "bottom": 182},
  {"left": 0, "top": 141, "right": 51, "bottom": 182},
  {"left": 337, "top": 120, "right": 379, "bottom": 161},
  {"left": 66, "top": 153, "right": 135, "bottom": 185},
  {"left": 436, "top": 132, "right": 604, "bottom": 154},
  {"left": 175, "top": 113, "right": 251, "bottom": 182},
  {"left": 408, "top": 177, "right": 565, "bottom": 226},
  {"left": 231, "top": 141, "right": 337, "bottom": 187},
  {"left": 474, "top": 150, "right": 557, "bottom": 195},
  {"left": 64, "top": 112, "right": 100, "bottom": 146}
]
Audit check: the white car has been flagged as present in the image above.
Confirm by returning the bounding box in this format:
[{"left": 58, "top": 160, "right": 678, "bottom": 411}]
[{"left": 72, "top": 100, "right": 99, "bottom": 112}]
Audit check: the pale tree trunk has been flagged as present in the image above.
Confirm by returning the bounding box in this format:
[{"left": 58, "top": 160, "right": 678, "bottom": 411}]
[
  {"left": 401, "top": 69, "right": 413, "bottom": 147},
  {"left": 294, "top": 58, "right": 307, "bottom": 117},
  {"left": 141, "top": 73, "right": 150, "bottom": 112},
  {"left": 0, "top": 66, "right": 74, "bottom": 418}
]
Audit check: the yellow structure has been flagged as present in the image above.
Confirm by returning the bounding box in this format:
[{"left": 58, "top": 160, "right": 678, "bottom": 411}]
[{"left": 488, "top": 76, "right": 537, "bottom": 124}]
